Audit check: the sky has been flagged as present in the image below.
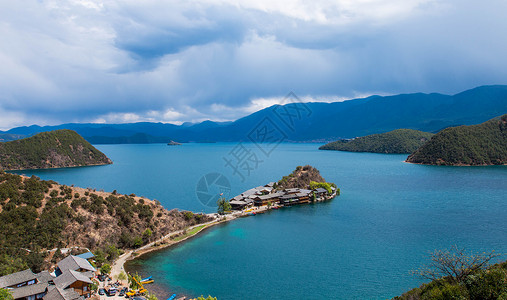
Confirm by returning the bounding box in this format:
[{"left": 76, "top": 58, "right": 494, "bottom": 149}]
[{"left": 1, "top": 0, "right": 507, "bottom": 130}]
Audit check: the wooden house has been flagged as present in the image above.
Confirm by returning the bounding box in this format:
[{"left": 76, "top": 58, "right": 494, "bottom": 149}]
[{"left": 53, "top": 270, "right": 92, "bottom": 298}]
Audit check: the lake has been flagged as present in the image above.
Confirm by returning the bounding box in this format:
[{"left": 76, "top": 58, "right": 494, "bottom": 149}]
[{"left": 14, "top": 143, "right": 507, "bottom": 299}]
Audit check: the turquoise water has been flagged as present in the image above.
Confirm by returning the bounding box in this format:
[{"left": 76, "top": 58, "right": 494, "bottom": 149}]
[{"left": 14, "top": 143, "right": 507, "bottom": 299}]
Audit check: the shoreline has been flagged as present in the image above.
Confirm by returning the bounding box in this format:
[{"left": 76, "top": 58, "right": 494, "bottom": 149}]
[
  {"left": 111, "top": 184, "right": 338, "bottom": 297},
  {"left": 110, "top": 205, "right": 273, "bottom": 280}
]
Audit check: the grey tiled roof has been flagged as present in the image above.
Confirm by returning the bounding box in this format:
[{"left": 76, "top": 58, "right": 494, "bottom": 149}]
[
  {"left": 44, "top": 286, "right": 82, "bottom": 300},
  {"left": 230, "top": 200, "right": 249, "bottom": 205},
  {"left": 315, "top": 188, "right": 328, "bottom": 193},
  {"left": 10, "top": 282, "right": 48, "bottom": 299},
  {"left": 257, "top": 192, "right": 284, "bottom": 200},
  {"left": 280, "top": 194, "right": 299, "bottom": 200},
  {"left": 0, "top": 269, "right": 36, "bottom": 289},
  {"left": 36, "top": 271, "right": 55, "bottom": 284},
  {"left": 54, "top": 270, "right": 92, "bottom": 289},
  {"left": 241, "top": 188, "right": 259, "bottom": 196},
  {"left": 57, "top": 255, "right": 96, "bottom": 273}
]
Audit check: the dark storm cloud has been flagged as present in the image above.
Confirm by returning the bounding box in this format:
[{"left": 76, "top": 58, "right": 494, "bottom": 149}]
[{"left": 0, "top": 0, "right": 506, "bottom": 129}]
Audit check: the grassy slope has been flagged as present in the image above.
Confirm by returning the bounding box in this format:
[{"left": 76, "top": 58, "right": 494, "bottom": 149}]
[
  {"left": 406, "top": 114, "right": 507, "bottom": 165},
  {"left": 319, "top": 129, "right": 434, "bottom": 154},
  {"left": 0, "top": 129, "right": 112, "bottom": 171}
]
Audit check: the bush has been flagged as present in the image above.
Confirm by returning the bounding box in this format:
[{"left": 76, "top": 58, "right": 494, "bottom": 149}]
[
  {"left": 465, "top": 268, "right": 507, "bottom": 300},
  {"left": 183, "top": 211, "right": 194, "bottom": 220},
  {"left": 100, "top": 263, "right": 111, "bottom": 275}
]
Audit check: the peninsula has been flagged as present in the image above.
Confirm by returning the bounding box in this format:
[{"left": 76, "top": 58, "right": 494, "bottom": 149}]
[
  {"left": 228, "top": 165, "right": 339, "bottom": 210},
  {"left": 406, "top": 114, "right": 507, "bottom": 165},
  {"left": 319, "top": 129, "right": 434, "bottom": 154},
  {"left": 0, "top": 129, "right": 112, "bottom": 171}
]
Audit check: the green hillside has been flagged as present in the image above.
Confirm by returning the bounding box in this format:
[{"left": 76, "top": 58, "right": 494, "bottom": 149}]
[
  {"left": 406, "top": 114, "right": 507, "bottom": 166},
  {"left": 0, "top": 130, "right": 112, "bottom": 171},
  {"left": 394, "top": 261, "right": 507, "bottom": 300},
  {"left": 319, "top": 129, "right": 434, "bottom": 154}
]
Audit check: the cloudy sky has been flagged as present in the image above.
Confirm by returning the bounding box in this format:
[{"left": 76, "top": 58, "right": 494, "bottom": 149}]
[{"left": 0, "top": 0, "right": 506, "bottom": 129}]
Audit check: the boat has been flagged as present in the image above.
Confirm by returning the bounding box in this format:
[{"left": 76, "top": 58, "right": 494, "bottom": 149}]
[
  {"left": 141, "top": 279, "right": 154, "bottom": 284},
  {"left": 167, "top": 294, "right": 177, "bottom": 300},
  {"left": 140, "top": 276, "right": 152, "bottom": 282}
]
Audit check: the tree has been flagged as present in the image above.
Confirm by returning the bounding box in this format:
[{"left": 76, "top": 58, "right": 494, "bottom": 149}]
[
  {"left": 100, "top": 263, "right": 111, "bottom": 275},
  {"left": 118, "top": 271, "right": 127, "bottom": 282},
  {"left": 216, "top": 197, "right": 231, "bottom": 215},
  {"left": 106, "top": 245, "right": 121, "bottom": 261},
  {"left": 0, "top": 254, "right": 28, "bottom": 276},
  {"left": 128, "top": 273, "right": 142, "bottom": 290},
  {"left": 416, "top": 245, "right": 500, "bottom": 284},
  {"left": 142, "top": 228, "right": 152, "bottom": 243},
  {"left": 90, "top": 282, "right": 98, "bottom": 292},
  {"left": 51, "top": 248, "right": 63, "bottom": 263},
  {"left": 0, "top": 288, "right": 13, "bottom": 300},
  {"left": 133, "top": 236, "right": 143, "bottom": 248},
  {"left": 147, "top": 293, "right": 158, "bottom": 300}
]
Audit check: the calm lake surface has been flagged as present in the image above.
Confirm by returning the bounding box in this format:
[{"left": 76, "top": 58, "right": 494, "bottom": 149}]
[{"left": 15, "top": 143, "right": 507, "bottom": 299}]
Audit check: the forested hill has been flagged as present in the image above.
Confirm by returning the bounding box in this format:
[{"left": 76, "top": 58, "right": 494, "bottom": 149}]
[
  {"left": 319, "top": 129, "right": 434, "bottom": 154},
  {"left": 0, "top": 172, "right": 211, "bottom": 275},
  {"left": 406, "top": 114, "right": 507, "bottom": 166},
  {"left": 0, "top": 129, "right": 112, "bottom": 171}
]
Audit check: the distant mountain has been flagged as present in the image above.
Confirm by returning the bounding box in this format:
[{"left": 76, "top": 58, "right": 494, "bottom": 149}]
[
  {"left": 2, "top": 85, "right": 507, "bottom": 143},
  {"left": 0, "top": 133, "right": 25, "bottom": 142},
  {"left": 86, "top": 133, "right": 176, "bottom": 144},
  {"left": 319, "top": 129, "right": 434, "bottom": 154},
  {"left": 0, "top": 129, "right": 112, "bottom": 171},
  {"left": 406, "top": 114, "right": 507, "bottom": 166}
]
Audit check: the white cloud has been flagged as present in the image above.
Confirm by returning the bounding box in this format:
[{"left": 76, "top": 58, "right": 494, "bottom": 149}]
[{"left": 0, "top": 0, "right": 507, "bottom": 129}]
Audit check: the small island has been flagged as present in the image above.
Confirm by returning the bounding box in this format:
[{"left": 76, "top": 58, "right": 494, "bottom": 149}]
[
  {"left": 167, "top": 140, "right": 182, "bottom": 146},
  {"left": 0, "top": 129, "right": 112, "bottom": 171},
  {"left": 406, "top": 114, "right": 507, "bottom": 165},
  {"left": 319, "top": 129, "right": 434, "bottom": 154}
]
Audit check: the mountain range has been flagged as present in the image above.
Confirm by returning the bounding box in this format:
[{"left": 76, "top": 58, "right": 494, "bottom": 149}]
[{"left": 2, "top": 85, "right": 507, "bottom": 143}]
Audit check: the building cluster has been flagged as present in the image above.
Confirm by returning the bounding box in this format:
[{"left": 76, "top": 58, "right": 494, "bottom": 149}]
[
  {"left": 0, "top": 252, "right": 96, "bottom": 300},
  {"left": 229, "top": 182, "right": 336, "bottom": 210}
]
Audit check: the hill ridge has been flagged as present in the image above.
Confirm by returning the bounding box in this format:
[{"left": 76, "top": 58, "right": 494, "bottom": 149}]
[
  {"left": 0, "top": 129, "right": 112, "bottom": 171},
  {"left": 406, "top": 114, "right": 507, "bottom": 166},
  {"left": 319, "top": 129, "right": 434, "bottom": 154}
]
